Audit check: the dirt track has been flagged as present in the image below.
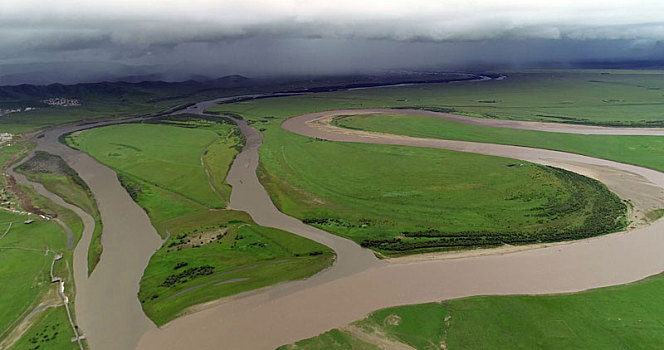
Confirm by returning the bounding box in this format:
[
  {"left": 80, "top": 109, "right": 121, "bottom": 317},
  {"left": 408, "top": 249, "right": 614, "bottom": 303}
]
[{"left": 136, "top": 109, "right": 664, "bottom": 349}]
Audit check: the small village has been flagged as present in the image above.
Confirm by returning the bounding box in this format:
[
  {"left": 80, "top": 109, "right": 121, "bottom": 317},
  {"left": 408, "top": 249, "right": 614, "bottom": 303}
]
[
  {"left": 0, "top": 97, "right": 81, "bottom": 117},
  {"left": 42, "top": 97, "right": 81, "bottom": 107},
  {"left": 1, "top": 133, "right": 32, "bottom": 217},
  {"left": 0, "top": 132, "right": 11, "bottom": 145},
  {"left": 0, "top": 107, "right": 36, "bottom": 117},
  {"left": 0, "top": 186, "right": 20, "bottom": 214}
]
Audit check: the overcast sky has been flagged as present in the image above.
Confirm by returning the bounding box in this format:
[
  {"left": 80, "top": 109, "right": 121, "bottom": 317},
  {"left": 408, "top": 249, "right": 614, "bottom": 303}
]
[{"left": 1, "top": 1, "right": 664, "bottom": 83}]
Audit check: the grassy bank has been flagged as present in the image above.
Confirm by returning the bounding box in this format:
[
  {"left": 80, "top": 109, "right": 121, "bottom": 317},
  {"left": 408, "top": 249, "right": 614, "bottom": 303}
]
[
  {"left": 68, "top": 116, "right": 334, "bottom": 325},
  {"left": 16, "top": 151, "right": 103, "bottom": 273},
  {"left": 282, "top": 272, "right": 664, "bottom": 349}
]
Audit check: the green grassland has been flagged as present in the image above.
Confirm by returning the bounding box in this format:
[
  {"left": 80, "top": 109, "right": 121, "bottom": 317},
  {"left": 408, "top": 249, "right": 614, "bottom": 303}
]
[
  {"left": 11, "top": 306, "right": 79, "bottom": 350},
  {"left": 16, "top": 151, "right": 104, "bottom": 273},
  {"left": 260, "top": 132, "right": 625, "bottom": 254},
  {"left": 4, "top": 70, "right": 663, "bottom": 135},
  {"left": 0, "top": 72, "right": 478, "bottom": 134},
  {"left": 397, "top": 71, "right": 664, "bottom": 126},
  {"left": 283, "top": 272, "right": 664, "bottom": 349},
  {"left": 68, "top": 116, "right": 333, "bottom": 325},
  {"left": 0, "top": 185, "right": 81, "bottom": 349},
  {"left": 139, "top": 209, "right": 332, "bottom": 326},
  {"left": 334, "top": 113, "right": 664, "bottom": 174},
  {"left": 66, "top": 117, "right": 238, "bottom": 213},
  {"left": 0, "top": 81, "right": 252, "bottom": 134},
  {"left": 212, "top": 70, "right": 664, "bottom": 127},
  {"left": 208, "top": 92, "right": 627, "bottom": 255}
]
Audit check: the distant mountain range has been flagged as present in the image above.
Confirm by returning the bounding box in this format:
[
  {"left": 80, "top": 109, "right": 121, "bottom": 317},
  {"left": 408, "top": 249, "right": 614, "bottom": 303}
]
[
  {"left": 0, "top": 71, "right": 487, "bottom": 110},
  {"left": 0, "top": 75, "right": 254, "bottom": 107},
  {"left": 0, "top": 61, "right": 244, "bottom": 86}
]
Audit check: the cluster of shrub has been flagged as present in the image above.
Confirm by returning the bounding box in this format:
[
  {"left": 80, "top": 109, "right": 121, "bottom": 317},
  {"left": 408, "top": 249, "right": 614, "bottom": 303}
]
[
  {"left": 231, "top": 232, "right": 268, "bottom": 249},
  {"left": 396, "top": 106, "right": 457, "bottom": 114},
  {"left": 117, "top": 173, "right": 142, "bottom": 201},
  {"left": 173, "top": 262, "right": 188, "bottom": 270},
  {"left": 363, "top": 167, "right": 627, "bottom": 252},
  {"left": 147, "top": 114, "right": 235, "bottom": 128},
  {"left": 160, "top": 265, "right": 215, "bottom": 287},
  {"left": 537, "top": 113, "right": 664, "bottom": 128},
  {"left": 363, "top": 206, "right": 625, "bottom": 253},
  {"left": 166, "top": 227, "right": 228, "bottom": 252},
  {"left": 361, "top": 223, "right": 619, "bottom": 251},
  {"left": 361, "top": 234, "right": 528, "bottom": 251},
  {"left": 26, "top": 322, "right": 61, "bottom": 347},
  {"left": 168, "top": 233, "right": 191, "bottom": 248},
  {"left": 535, "top": 167, "right": 627, "bottom": 231},
  {"left": 302, "top": 217, "right": 354, "bottom": 227}
]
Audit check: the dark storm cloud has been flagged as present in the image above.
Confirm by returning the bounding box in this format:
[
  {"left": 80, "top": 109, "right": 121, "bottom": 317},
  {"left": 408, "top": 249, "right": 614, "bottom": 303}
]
[{"left": 1, "top": 1, "right": 664, "bottom": 83}]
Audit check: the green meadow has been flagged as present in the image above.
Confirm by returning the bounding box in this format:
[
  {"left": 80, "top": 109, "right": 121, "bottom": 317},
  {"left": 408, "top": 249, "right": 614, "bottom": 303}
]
[
  {"left": 66, "top": 116, "right": 240, "bottom": 216},
  {"left": 283, "top": 272, "right": 664, "bottom": 349},
  {"left": 257, "top": 130, "right": 625, "bottom": 254},
  {"left": 212, "top": 70, "right": 664, "bottom": 126},
  {"left": 139, "top": 209, "right": 332, "bottom": 326},
  {"left": 208, "top": 78, "right": 632, "bottom": 254},
  {"left": 0, "top": 184, "right": 81, "bottom": 349},
  {"left": 68, "top": 115, "right": 333, "bottom": 325}
]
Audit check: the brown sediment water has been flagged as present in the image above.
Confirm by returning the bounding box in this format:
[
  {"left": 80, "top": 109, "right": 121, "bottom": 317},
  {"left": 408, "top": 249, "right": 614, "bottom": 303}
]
[
  {"left": 135, "top": 109, "right": 664, "bottom": 349},
  {"left": 11, "top": 121, "right": 163, "bottom": 350},
  {"left": 225, "top": 117, "right": 383, "bottom": 280}
]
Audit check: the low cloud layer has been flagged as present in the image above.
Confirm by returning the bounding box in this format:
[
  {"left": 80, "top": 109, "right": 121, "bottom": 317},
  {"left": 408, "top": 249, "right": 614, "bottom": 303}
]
[{"left": 2, "top": 1, "right": 663, "bottom": 83}]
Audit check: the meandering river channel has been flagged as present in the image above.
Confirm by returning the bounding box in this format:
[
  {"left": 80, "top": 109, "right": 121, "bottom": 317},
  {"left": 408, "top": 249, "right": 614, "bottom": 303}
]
[{"left": 10, "top": 76, "right": 664, "bottom": 349}]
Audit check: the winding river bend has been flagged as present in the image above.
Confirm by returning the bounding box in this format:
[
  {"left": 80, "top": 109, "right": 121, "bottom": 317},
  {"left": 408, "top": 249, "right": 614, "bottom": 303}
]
[
  {"left": 11, "top": 122, "right": 164, "bottom": 350},
  {"left": 9, "top": 76, "right": 664, "bottom": 349},
  {"left": 140, "top": 109, "right": 664, "bottom": 349}
]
